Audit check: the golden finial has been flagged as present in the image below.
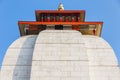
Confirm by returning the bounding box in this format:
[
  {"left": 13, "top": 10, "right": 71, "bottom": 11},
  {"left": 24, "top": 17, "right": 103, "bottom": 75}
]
[{"left": 58, "top": 3, "right": 64, "bottom": 11}]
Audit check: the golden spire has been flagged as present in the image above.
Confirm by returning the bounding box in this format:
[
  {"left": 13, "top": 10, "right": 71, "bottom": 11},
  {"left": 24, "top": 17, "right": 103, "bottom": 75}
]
[{"left": 58, "top": 3, "right": 64, "bottom": 11}]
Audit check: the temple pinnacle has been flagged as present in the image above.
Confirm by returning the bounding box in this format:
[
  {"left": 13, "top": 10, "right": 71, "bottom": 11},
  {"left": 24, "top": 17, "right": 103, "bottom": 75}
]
[{"left": 58, "top": 3, "right": 64, "bottom": 11}]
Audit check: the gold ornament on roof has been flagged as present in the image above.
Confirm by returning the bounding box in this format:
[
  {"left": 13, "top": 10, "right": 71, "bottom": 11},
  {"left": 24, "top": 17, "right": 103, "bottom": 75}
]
[{"left": 58, "top": 3, "right": 64, "bottom": 11}]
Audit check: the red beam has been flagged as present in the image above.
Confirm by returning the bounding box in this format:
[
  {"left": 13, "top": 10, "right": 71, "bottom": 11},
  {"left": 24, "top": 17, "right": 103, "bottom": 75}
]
[
  {"left": 35, "top": 10, "right": 85, "bottom": 14},
  {"left": 18, "top": 21, "right": 103, "bottom": 25}
]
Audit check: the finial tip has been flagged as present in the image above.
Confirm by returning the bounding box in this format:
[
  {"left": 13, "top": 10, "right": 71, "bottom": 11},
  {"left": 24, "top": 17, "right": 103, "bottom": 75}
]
[{"left": 58, "top": 3, "right": 64, "bottom": 11}]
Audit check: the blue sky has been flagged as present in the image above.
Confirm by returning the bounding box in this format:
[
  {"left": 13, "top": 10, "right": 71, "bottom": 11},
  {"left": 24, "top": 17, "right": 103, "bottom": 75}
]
[{"left": 0, "top": 0, "right": 120, "bottom": 69}]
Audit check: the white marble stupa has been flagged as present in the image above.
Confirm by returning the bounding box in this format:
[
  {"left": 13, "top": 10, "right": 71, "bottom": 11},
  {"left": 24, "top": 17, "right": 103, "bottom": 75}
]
[{"left": 1, "top": 4, "right": 120, "bottom": 80}]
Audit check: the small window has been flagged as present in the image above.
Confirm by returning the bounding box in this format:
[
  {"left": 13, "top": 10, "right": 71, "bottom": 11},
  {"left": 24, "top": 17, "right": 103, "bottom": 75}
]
[{"left": 55, "top": 25, "right": 63, "bottom": 30}]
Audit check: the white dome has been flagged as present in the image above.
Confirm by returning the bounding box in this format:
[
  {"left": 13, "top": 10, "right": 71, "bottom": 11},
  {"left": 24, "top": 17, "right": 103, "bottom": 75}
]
[{"left": 0, "top": 30, "right": 120, "bottom": 80}]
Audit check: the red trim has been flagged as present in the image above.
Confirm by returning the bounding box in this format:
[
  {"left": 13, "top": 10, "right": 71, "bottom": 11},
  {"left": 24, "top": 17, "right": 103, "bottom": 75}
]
[
  {"left": 18, "top": 21, "right": 103, "bottom": 25},
  {"left": 47, "top": 18, "right": 50, "bottom": 22},
  {"left": 72, "top": 25, "right": 80, "bottom": 30},
  {"left": 65, "top": 17, "right": 68, "bottom": 22},
  {"left": 29, "top": 27, "right": 38, "bottom": 30},
  {"left": 71, "top": 16, "right": 75, "bottom": 22},
  {"left": 72, "top": 18, "right": 74, "bottom": 22},
  {"left": 35, "top": 10, "right": 85, "bottom": 14},
  {"left": 41, "top": 18, "right": 43, "bottom": 22},
  {"left": 78, "top": 17, "right": 80, "bottom": 22},
  {"left": 59, "top": 18, "right": 62, "bottom": 22},
  {"left": 93, "top": 30, "right": 96, "bottom": 35},
  {"left": 53, "top": 17, "right": 56, "bottom": 22}
]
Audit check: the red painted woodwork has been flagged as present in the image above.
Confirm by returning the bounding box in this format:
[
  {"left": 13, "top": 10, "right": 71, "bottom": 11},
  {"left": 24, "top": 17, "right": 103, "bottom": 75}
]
[
  {"left": 18, "top": 10, "right": 103, "bottom": 37},
  {"left": 29, "top": 27, "right": 38, "bottom": 30},
  {"left": 93, "top": 29, "right": 96, "bottom": 35},
  {"left": 18, "top": 21, "right": 103, "bottom": 25},
  {"left": 36, "top": 10, "right": 85, "bottom": 14},
  {"left": 72, "top": 25, "right": 80, "bottom": 30},
  {"left": 71, "top": 16, "right": 75, "bottom": 22}
]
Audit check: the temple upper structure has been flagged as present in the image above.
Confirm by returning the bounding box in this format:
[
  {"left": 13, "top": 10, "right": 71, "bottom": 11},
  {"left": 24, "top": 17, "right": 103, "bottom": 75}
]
[{"left": 18, "top": 5, "right": 103, "bottom": 37}]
